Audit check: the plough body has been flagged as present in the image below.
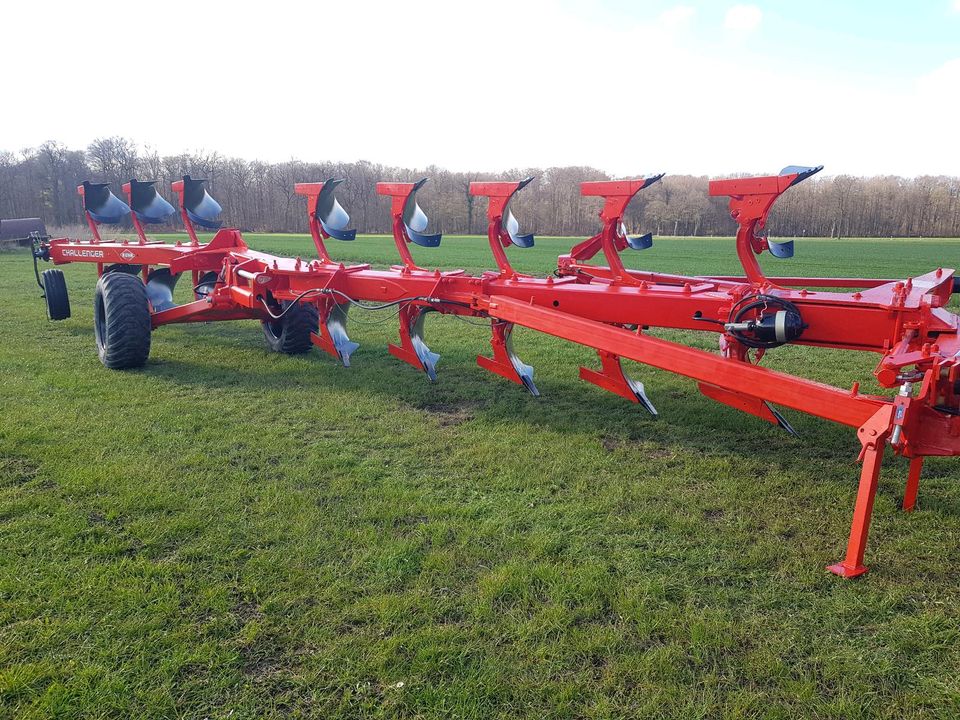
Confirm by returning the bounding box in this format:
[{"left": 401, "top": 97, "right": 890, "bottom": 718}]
[{"left": 32, "top": 166, "right": 960, "bottom": 578}]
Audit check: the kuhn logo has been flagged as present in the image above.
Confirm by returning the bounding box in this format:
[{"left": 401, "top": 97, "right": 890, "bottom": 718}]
[
  {"left": 63, "top": 249, "right": 104, "bottom": 258},
  {"left": 119, "top": 249, "right": 137, "bottom": 261}
]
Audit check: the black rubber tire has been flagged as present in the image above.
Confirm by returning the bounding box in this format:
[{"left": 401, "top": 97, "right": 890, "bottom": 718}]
[
  {"left": 261, "top": 301, "right": 318, "bottom": 354},
  {"left": 103, "top": 264, "right": 141, "bottom": 275},
  {"left": 41, "top": 269, "right": 71, "bottom": 320},
  {"left": 94, "top": 271, "right": 152, "bottom": 369}
]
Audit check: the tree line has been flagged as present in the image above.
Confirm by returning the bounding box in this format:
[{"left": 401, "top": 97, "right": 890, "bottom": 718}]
[{"left": 2, "top": 138, "right": 958, "bottom": 239}]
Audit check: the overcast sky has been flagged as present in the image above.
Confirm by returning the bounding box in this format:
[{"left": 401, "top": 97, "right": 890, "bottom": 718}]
[{"left": 3, "top": 0, "right": 958, "bottom": 177}]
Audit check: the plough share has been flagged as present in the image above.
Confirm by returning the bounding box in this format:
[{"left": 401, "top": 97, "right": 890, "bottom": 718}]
[{"left": 31, "top": 166, "right": 960, "bottom": 578}]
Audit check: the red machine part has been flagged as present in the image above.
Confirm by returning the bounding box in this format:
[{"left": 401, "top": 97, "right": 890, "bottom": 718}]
[
  {"left": 565, "top": 175, "right": 662, "bottom": 285},
  {"left": 76, "top": 183, "right": 103, "bottom": 243},
  {"left": 39, "top": 167, "right": 960, "bottom": 579},
  {"left": 171, "top": 178, "right": 203, "bottom": 246},
  {"left": 469, "top": 178, "right": 535, "bottom": 278}
]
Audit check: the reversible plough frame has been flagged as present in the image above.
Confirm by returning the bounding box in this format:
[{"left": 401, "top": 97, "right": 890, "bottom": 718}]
[{"left": 31, "top": 167, "right": 960, "bottom": 578}]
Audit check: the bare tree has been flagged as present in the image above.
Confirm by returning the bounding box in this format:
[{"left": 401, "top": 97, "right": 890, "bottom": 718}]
[
  {"left": 87, "top": 137, "right": 139, "bottom": 186},
  {"left": 2, "top": 137, "right": 959, "bottom": 239}
]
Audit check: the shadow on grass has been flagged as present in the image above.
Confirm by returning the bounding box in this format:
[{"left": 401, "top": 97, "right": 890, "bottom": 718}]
[{"left": 140, "top": 347, "right": 863, "bottom": 470}]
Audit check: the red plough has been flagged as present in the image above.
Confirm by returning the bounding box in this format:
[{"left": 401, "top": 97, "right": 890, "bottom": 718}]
[{"left": 31, "top": 166, "right": 960, "bottom": 578}]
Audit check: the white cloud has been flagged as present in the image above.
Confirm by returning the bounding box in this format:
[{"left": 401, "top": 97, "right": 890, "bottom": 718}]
[
  {"left": 724, "top": 4, "right": 763, "bottom": 32},
  {"left": 953, "top": 0, "right": 960, "bottom": 12},
  {"left": 659, "top": 5, "right": 696, "bottom": 29}
]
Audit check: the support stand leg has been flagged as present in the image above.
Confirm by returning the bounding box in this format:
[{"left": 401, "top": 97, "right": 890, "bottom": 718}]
[
  {"left": 828, "top": 440, "right": 885, "bottom": 578},
  {"left": 902, "top": 456, "right": 924, "bottom": 512}
]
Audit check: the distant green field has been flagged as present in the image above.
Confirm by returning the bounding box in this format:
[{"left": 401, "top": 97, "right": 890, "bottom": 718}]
[
  {"left": 159, "top": 231, "right": 960, "bottom": 280},
  {"left": 2, "top": 235, "right": 960, "bottom": 719}
]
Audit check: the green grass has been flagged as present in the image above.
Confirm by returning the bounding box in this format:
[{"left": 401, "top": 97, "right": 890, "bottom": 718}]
[{"left": 2, "top": 234, "right": 960, "bottom": 719}]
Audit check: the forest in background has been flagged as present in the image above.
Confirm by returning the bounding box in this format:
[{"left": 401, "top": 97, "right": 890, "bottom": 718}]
[{"left": 2, "top": 138, "right": 958, "bottom": 238}]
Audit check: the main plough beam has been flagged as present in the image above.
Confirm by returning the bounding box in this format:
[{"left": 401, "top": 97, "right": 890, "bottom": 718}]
[
  {"left": 47, "top": 234, "right": 956, "bottom": 357},
  {"left": 475, "top": 295, "right": 885, "bottom": 428}
]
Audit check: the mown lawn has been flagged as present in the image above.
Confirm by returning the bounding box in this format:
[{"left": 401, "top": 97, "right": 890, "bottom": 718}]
[{"left": 1, "top": 234, "right": 960, "bottom": 719}]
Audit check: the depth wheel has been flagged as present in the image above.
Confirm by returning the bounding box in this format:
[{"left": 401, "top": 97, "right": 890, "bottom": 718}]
[
  {"left": 262, "top": 301, "right": 319, "bottom": 354},
  {"left": 41, "top": 269, "right": 71, "bottom": 320},
  {"left": 94, "top": 271, "right": 152, "bottom": 369}
]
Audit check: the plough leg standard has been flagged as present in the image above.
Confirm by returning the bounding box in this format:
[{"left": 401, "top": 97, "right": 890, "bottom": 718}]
[{"left": 31, "top": 166, "right": 960, "bottom": 578}]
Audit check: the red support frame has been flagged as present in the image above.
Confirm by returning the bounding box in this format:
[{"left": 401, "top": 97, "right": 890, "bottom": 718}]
[
  {"left": 564, "top": 176, "right": 662, "bottom": 286},
  {"left": 170, "top": 178, "right": 201, "bottom": 246},
  {"left": 76, "top": 183, "right": 103, "bottom": 244},
  {"left": 469, "top": 178, "right": 534, "bottom": 278},
  {"left": 376, "top": 182, "right": 428, "bottom": 272},
  {"left": 40, "top": 166, "right": 960, "bottom": 578}
]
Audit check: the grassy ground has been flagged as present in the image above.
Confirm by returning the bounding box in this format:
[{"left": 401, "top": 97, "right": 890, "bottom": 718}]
[{"left": 2, "top": 233, "right": 960, "bottom": 719}]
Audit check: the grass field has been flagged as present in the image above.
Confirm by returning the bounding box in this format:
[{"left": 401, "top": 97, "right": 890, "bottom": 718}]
[{"left": 2, "top": 233, "right": 960, "bottom": 719}]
